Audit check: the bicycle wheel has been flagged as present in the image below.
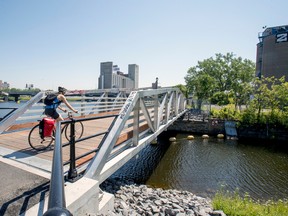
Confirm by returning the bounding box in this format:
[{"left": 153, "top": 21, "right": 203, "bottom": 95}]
[
  {"left": 28, "top": 124, "right": 54, "bottom": 150},
  {"left": 64, "top": 121, "right": 84, "bottom": 142}
]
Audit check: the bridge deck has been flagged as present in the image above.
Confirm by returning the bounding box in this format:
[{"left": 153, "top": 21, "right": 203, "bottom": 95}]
[{"left": 0, "top": 112, "right": 143, "bottom": 172}]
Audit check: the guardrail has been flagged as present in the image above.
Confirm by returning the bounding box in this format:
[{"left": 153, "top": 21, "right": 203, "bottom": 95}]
[
  {"left": 61, "top": 114, "right": 118, "bottom": 181},
  {"left": 0, "top": 91, "right": 45, "bottom": 134},
  {"left": 0, "top": 107, "right": 17, "bottom": 122},
  {"left": 43, "top": 122, "right": 73, "bottom": 216},
  {"left": 0, "top": 90, "right": 128, "bottom": 134}
]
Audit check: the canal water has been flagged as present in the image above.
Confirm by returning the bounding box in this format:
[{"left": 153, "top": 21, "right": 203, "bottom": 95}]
[{"left": 113, "top": 133, "right": 288, "bottom": 202}]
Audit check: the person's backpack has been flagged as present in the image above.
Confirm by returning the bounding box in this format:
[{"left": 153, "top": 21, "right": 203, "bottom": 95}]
[{"left": 44, "top": 93, "right": 57, "bottom": 105}]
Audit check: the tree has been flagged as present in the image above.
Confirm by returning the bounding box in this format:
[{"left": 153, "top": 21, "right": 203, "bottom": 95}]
[
  {"left": 3, "top": 87, "right": 41, "bottom": 94},
  {"left": 249, "top": 76, "right": 272, "bottom": 122},
  {"left": 175, "top": 84, "right": 188, "bottom": 98},
  {"left": 248, "top": 76, "right": 288, "bottom": 122},
  {"left": 271, "top": 76, "right": 288, "bottom": 112},
  {"left": 229, "top": 57, "right": 255, "bottom": 110},
  {"left": 188, "top": 73, "right": 215, "bottom": 109},
  {"left": 185, "top": 53, "right": 255, "bottom": 109}
]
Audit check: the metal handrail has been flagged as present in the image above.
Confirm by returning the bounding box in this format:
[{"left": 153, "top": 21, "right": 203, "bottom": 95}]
[
  {"left": 43, "top": 121, "right": 73, "bottom": 216},
  {"left": 59, "top": 114, "right": 118, "bottom": 181},
  {"left": 1, "top": 93, "right": 127, "bottom": 132},
  {"left": 0, "top": 107, "right": 17, "bottom": 123},
  {"left": 43, "top": 114, "right": 119, "bottom": 214},
  {"left": 0, "top": 91, "right": 45, "bottom": 134}
]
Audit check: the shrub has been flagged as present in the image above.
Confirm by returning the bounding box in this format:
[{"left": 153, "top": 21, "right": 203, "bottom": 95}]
[
  {"left": 237, "top": 108, "right": 288, "bottom": 129},
  {"left": 211, "top": 105, "right": 240, "bottom": 120}
]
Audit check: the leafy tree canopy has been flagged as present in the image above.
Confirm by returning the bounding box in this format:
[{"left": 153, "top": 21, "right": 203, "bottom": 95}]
[
  {"left": 185, "top": 53, "right": 255, "bottom": 108},
  {"left": 175, "top": 84, "right": 188, "bottom": 98},
  {"left": 2, "top": 87, "right": 41, "bottom": 94}
]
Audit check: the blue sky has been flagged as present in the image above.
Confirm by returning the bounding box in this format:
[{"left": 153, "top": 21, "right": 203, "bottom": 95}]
[{"left": 0, "top": 0, "right": 287, "bottom": 91}]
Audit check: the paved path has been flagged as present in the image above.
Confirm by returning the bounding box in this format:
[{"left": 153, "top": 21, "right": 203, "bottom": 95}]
[{"left": 0, "top": 158, "right": 50, "bottom": 216}]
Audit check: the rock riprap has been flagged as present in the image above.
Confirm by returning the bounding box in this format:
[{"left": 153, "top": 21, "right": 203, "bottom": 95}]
[{"left": 100, "top": 179, "right": 226, "bottom": 216}]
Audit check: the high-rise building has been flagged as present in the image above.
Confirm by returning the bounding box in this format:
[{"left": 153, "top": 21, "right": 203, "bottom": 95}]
[
  {"left": 0, "top": 80, "right": 10, "bottom": 89},
  {"left": 128, "top": 64, "right": 139, "bottom": 89},
  {"left": 256, "top": 25, "right": 288, "bottom": 80},
  {"left": 98, "top": 62, "right": 139, "bottom": 89}
]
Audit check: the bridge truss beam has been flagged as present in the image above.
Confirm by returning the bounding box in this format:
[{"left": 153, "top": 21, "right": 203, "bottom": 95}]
[{"left": 84, "top": 87, "right": 187, "bottom": 181}]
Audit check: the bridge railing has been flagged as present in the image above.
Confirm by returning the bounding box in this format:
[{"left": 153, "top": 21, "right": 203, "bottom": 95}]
[
  {"left": 60, "top": 114, "right": 118, "bottom": 181},
  {"left": 43, "top": 121, "right": 73, "bottom": 216},
  {"left": 84, "top": 87, "right": 187, "bottom": 182},
  {"left": 0, "top": 90, "right": 129, "bottom": 134},
  {"left": 0, "top": 91, "right": 45, "bottom": 134}
]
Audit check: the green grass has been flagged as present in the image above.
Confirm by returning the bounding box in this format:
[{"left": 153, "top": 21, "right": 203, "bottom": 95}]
[{"left": 212, "top": 189, "right": 288, "bottom": 216}]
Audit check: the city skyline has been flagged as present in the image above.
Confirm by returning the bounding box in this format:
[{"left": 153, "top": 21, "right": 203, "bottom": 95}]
[
  {"left": 0, "top": 0, "right": 287, "bottom": 91},
  {"left": 98, "top": 62, "right": 139, "bottom": 89}
]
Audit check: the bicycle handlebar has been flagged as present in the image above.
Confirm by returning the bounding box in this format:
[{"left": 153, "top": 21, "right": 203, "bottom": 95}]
[{"left": 67, "top": 111, "right": 73, "bottom": 118}]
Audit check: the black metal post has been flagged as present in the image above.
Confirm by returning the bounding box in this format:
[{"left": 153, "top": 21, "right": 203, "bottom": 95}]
[{"left": 68, "top": 120, "right": 78, "bottom": 181}]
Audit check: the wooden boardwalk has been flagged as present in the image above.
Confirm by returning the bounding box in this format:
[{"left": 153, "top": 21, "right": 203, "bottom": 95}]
[{"left": 0, "top": 112, "right": 145, "bottom": 172}]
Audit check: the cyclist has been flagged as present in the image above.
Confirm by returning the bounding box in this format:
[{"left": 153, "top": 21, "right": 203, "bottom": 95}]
[{"left": 44, "top": 86, "right": 78, "bottom": 122}]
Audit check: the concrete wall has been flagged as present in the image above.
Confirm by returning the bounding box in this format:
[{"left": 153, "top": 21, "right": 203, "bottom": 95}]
[
  {"left": 168, "top": 119, "right": 288, "bottom": 142},
  {"left": 168, "top": 119, "right": 225, "bottom": 135},
  {"left": 237, "top": 126, "right": 288, "bottom": 141}
]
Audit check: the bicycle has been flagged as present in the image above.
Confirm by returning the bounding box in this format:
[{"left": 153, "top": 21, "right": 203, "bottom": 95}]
[{"left": 28, "top": 112, "right": 84, "bottom": 150}]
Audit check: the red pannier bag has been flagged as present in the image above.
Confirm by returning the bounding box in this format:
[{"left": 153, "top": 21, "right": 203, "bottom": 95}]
[{"left": 43, "top": 117, "right": 55, "bottom": 137}]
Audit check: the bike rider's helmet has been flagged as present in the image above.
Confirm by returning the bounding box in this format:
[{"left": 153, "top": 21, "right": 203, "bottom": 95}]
[{"left": 58, "top": 86, "right": 67, "bottom": 94}]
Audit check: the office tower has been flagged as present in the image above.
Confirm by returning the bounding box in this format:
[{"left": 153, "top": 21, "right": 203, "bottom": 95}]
[{"left": 128, "top": 64, "right": 139, "bottom": 89}]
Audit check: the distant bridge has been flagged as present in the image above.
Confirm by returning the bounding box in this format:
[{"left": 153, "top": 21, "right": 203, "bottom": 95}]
[{"left": 1, "top": 91, "right": 38, "bottom": 102}]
